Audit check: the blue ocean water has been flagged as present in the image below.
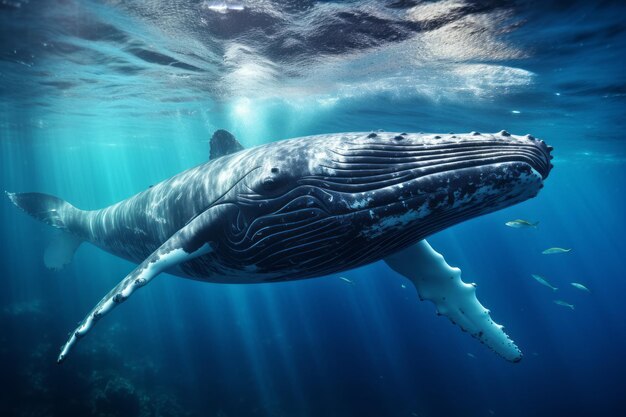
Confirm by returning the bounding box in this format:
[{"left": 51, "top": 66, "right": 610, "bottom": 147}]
[{"left": 1, "top": 1, "right": 625, "bottom": 416}]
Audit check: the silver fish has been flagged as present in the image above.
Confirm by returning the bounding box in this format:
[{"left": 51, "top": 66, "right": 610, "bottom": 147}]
[
  {"left": 531, "top": 274, "right": 558, "bottom": 291},
  {"left": 338, "top": 276, "right": 354, "bottom": 285},
  {"left": 505, "top": 219, "right": 539, "bottom": 228},
  {"left": 554, "top": 300, "right": 575, "bottom": 310},
  {"left": 571, "top": 282, "right": 591, "bottom": 292},
  {"left": 542, "top": 247, "right": 572, "bottom": 255}
]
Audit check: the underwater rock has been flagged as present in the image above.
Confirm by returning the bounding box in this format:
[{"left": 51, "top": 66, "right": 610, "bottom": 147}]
[
  {"left": 147, "top": 391, "right": 191, "bottom": 417},
  {"left": 91, "top": 376, "right": 141, "bottom": 417}
]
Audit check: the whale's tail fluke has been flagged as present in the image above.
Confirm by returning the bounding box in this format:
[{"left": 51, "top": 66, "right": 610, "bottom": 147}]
[
  {"left": 6, "top": 191, "right": 74, "bottom": 229},
  {"left": 6, "top": 191, "right": 84, "bottom": 270}
]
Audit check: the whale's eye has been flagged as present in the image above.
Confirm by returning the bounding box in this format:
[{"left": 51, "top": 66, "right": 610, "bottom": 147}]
[
  {"left": 252, "top": 166, "right": 291, "bottom": 193},
  {"left": 262, "top": 176, "right": 277, "bottom": 188},
  {"left": 260, "top": 169, "right": 287, "bottom": 191}
]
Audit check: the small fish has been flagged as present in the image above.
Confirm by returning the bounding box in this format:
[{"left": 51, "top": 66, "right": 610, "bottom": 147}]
[
  {"left": 571, "top": 282, "right": 591, "bottom": 292},
  {"left": 542, "top": 247, "right": 572, "bottom": 255},
  {"left": 467, "top": 352, "right": 476, "bottom": 359},
  {"left": 401, "top": 284, "right": 407, "bottom": 289},
  {"left": 505, "top": 219, "right": 538, "bottom": 229},
  {"left": 338, "top": 276, "right": 354, "bottom": 285},
  {"left": 531, "top": 274, "right": 558, "bottom": 291},
  {"left": 554, "top": 300, "right": 575, "bottom": 310}
]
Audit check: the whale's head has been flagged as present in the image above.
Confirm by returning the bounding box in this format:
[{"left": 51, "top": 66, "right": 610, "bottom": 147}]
[
  {"left": 306, "top": 131, "right": 553, "bottom": 246},
  {"left": 222, "top": 131, "right": 552, "bottom": 277}
]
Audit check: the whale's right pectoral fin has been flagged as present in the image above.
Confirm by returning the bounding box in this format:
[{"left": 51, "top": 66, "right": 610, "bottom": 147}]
[
  {"left": 57, "top": 208, "right": 220, "bottom": 363},
  {"left": 384, "top": 240, "right": 522, "bottom": 362}
]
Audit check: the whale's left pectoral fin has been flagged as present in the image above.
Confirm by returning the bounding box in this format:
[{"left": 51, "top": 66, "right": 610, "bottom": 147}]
[
  {"left": 57, "top": 214, "right": 215, "bottom": 363},
  {"left": 384, "top": 240, "right": 522, "bottom": 362}
]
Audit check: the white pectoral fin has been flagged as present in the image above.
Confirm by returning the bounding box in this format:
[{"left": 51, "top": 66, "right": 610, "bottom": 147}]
[
  {"left": 57, "top": 226, "right": 213, "bottom": 363},
  {"left": 384, "top": 240, "right": 522, "bottom": 362}
]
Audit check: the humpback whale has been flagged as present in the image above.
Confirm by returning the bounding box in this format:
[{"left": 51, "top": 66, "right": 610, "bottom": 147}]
[{"left": 7, "top": 130, "right": 553, "bottom": 363}]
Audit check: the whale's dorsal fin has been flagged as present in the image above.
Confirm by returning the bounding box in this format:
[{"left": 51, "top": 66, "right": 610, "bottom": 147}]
[
  {"left": 210, "top": 129, "right": 244, "bottom": 160},
  {"left": 385, "top": 240, "right": 522, "bottom": 362}
]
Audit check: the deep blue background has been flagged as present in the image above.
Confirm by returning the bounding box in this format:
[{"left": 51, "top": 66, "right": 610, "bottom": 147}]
[{"left": 1, "top": 1, "right": 625, "bottom": 416}]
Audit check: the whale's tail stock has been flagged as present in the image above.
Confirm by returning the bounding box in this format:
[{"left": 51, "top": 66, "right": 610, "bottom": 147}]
[{"left": 6, "top": 191, "right": 84, "bottom": 270}]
